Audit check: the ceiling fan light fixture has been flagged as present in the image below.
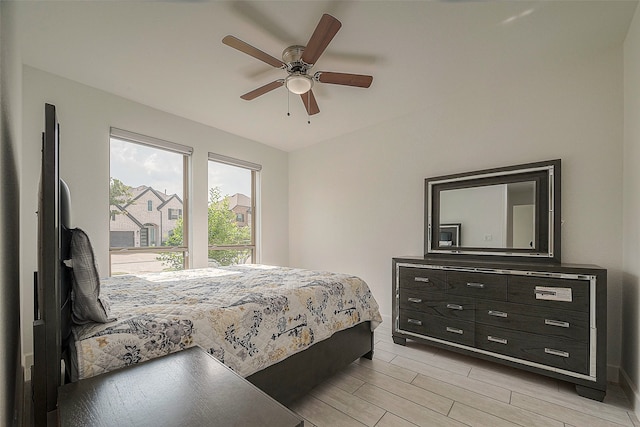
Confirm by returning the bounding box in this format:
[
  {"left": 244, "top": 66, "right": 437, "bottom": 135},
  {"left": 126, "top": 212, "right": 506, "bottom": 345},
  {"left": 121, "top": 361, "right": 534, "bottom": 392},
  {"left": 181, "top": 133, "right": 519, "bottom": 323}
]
[{"left": 286, "top": 74, "right": 313, "bottom": 95}]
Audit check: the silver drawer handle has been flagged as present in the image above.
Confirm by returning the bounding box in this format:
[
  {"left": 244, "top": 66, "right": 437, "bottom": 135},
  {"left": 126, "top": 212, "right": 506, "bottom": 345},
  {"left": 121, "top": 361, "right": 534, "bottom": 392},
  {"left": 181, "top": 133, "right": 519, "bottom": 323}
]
[
  {"left": 407, "top": 297, "right": 423, "bottom": 303},
  {"left": 488, "top": 310, "right": 508, "bottom": 318},
  {"left": 414, "top": 277, "right": 430, "bottom": 283},
  {"left": 446, "top": 327, "right": 463, "bottom": 335},
  {"left": 535, "top": 289, "right": 557, "bottom": 296},
  {"left": 544, "top": 348, "right": 569, "bottom": 358},
  {"left": 545, "top": 319, "right": 570, "bottom": 328},
  {"left": 446, "top": 303, "right": 463, "bottom": 311},
  {"left": 407, "top": 318, "right": 422, "bottom": 326},
  {"left": 466, "top": 282, "right": 485, "bottom": 289},
  {"left": 487, "top": 336, "right": 508, "bottom": 345}
]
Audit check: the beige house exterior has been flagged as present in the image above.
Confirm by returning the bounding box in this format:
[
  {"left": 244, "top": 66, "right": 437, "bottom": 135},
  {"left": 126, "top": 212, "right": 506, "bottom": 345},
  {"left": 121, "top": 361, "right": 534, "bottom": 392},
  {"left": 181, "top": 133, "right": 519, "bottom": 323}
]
[
  {"left": 228, "top": 193, "right": 252, "bottom": 228},
  {"left": 110, "top": 185, "right": 183, "bottom": 248}
]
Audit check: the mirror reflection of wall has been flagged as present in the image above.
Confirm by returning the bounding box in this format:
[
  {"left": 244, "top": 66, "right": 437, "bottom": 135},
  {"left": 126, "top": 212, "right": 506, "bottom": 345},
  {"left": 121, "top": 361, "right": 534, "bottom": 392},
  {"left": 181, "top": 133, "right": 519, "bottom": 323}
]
[
  {"left": 440, "top": 185, "right": 506, "bottom": 248},
  {"left": 439, "top": 181, "right": 536, "bottom": 249}
]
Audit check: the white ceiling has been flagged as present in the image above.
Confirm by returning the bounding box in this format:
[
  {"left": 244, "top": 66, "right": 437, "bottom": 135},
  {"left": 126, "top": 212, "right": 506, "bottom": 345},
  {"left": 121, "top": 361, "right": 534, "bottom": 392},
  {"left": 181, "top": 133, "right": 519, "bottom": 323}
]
[{"left": 15, "top": 1, "right": 637, "bottom": 152}]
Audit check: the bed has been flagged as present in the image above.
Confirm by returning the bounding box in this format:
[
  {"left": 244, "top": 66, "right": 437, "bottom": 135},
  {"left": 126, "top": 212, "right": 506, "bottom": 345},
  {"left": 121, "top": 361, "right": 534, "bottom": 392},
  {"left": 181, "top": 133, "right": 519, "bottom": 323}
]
[
  {"left": 70, "top": 264, "right": 382, "bottom": 387},
  {"left": 32, "top": 103, "right": 382, "bottom": 425}
]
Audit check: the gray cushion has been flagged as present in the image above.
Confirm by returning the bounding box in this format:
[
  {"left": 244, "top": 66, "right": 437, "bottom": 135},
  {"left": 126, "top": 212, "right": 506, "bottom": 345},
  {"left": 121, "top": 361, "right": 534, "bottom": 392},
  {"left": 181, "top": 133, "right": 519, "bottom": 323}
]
[{"left": 69, "top": 228, "right": 114, "bottom": 324}]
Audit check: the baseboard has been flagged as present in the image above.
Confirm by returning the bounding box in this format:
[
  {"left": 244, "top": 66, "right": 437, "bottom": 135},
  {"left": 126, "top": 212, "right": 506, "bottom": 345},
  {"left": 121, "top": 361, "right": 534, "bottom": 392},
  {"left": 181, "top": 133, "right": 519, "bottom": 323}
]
[
  {"left": 620, "top": 367, "right": 640, "bottom": 419},
  {"left": 608, "top": 364, "right": 620, "bottom": 384},
  {"left": 380, "top": 314, "right": 392, "bottom": 328}
]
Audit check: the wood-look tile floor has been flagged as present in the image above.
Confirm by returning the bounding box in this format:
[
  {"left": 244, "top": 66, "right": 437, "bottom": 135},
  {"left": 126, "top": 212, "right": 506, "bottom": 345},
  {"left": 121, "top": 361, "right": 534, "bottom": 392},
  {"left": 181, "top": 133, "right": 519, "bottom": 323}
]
[{"left": 289, "top": 322, "right": 639, "bottom": 427}]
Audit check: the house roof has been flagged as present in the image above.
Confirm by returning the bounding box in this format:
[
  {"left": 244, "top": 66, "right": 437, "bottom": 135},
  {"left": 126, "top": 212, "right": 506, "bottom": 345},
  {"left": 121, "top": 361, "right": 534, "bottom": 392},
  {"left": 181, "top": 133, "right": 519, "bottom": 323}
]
[
  {"left": 158, "top": 194, "right": 183, "bottom": 211},
  {"left": 128, "top": 186, "right": 168, "bottom": 204},
  {"left": 110, "top": 205, "right": 144, "bottom": 229},
  {"left": 15, "top": 1, "right": 638, "bottom": 151},
  {"left": 125, "top": 186, "right": 180, "bottom": 209}
]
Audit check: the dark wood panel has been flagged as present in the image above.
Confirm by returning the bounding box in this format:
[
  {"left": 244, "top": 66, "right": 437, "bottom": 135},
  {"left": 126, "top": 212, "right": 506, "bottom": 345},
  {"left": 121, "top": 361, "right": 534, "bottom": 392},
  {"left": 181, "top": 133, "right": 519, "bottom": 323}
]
[
  {"left": 475, "top": 300, "right": 589, "bottom": 341},
  {"left": 58, "top": 347, "right": 303, "bottom": 427},
  {"left": 247, "top": 321, "right": 373, "bottom": 406},
  {"left": 398, "top": 267, "right": 447, "bottom": 292},
  {"left": 399, "top": 309, "right": 474, "bottom": 346},
  {"left": 475, "top": 324, "right": 588, "bottom": 374},
  {"left": 508, "top": 275, "right": 590, "bottom": 312},
  {"left": 446, "top": 271, "right": 508, "bottom": 300},
  {"left": 399, "top": 290, "right": 475, "bottom": 321}
]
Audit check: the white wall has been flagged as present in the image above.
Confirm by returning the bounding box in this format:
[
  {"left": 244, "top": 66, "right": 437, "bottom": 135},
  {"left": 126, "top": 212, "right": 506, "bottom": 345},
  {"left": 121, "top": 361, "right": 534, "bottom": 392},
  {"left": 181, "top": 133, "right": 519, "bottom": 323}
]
[
  {"left": 622, "top": 4, "right": 640, "bottom": 415},
  {"left": 290, "top": 45, "right": 624, "bottom": 374},
  {"left": 20, "top": 66, "right": 290, "bottom": 365}
]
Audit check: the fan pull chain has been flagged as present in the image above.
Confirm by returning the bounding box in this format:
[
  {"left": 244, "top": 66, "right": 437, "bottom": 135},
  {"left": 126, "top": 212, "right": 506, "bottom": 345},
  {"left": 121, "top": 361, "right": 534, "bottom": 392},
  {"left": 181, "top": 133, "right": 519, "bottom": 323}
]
[
  {"left": 307, "top": 91, "right": 311, "bottom": 124},
  {"left": 287, "top": 89, "right": 290, "bottom": 117}
]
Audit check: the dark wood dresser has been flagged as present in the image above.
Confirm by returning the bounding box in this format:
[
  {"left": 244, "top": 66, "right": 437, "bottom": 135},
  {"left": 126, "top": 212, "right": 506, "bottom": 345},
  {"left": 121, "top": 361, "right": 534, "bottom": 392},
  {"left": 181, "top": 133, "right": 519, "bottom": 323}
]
[
  {"left": 392, "top": 256, "right": 607, "bottom": 401},
  {"left": 57, "top": 346, "right": 303, "bottom": 426}
]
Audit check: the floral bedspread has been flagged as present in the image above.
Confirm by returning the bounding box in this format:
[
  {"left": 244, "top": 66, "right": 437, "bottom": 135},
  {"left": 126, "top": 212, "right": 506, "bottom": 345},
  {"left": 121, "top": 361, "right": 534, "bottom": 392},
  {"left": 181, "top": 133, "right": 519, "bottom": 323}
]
[{"left": 71, "top": 264, "right": 382, "bottom": 380}]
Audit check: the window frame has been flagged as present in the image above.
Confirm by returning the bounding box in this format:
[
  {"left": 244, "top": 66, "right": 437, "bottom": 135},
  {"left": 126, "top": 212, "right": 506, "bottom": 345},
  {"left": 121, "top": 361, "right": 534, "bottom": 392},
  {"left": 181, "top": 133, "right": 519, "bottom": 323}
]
[
  {"left": 207, "top": 152, "right": 261, "bottom": 264},
  {"left": 109, "top": 128, "right": 193, "bottom": 274}
]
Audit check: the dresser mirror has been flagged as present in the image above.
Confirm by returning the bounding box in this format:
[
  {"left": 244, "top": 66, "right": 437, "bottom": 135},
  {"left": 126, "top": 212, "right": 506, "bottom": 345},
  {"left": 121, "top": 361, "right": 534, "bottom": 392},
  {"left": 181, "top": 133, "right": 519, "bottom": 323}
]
[{"left": 425, "top": 159, "right": 561, "bottom": 262}]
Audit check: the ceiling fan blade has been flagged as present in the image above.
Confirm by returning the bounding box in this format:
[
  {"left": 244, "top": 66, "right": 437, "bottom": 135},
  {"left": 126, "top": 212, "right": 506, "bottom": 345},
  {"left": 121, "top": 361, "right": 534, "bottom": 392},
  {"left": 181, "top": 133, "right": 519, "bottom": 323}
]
[
  {"left": 300, "top": 90, "right": 320, "bottom": 115},
  {"left": 316, "top": 72, "right": 373, "bottom": 88},
  {"left": 222, "top": 35, "right": 286, "bottom": 69},
  {"left": 241, "top": 80, "right": 284, "bottom": 100},
  {"left": 300, "top": 14, "right": 342, "bottom": 66}
]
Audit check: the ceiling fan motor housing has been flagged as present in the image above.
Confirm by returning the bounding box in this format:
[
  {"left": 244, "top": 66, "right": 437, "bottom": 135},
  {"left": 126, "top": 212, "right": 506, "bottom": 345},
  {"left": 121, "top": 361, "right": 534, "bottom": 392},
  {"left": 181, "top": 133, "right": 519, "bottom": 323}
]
[{"left": 282, "top": 45, "right": 310, "bottom": 72}]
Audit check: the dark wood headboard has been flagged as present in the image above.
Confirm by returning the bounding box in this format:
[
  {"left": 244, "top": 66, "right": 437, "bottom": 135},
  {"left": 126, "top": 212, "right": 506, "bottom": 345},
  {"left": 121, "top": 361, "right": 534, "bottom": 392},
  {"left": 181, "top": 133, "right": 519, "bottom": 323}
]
[{"left": 33, "top": 103, "right": 73, "bottom": 426}]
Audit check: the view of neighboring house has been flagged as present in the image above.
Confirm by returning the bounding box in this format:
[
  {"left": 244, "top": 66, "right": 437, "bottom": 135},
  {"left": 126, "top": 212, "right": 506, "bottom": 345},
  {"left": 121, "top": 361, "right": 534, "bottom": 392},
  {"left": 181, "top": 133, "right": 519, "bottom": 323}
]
[
  {"left": 110, "top": 185, "right": 183, "bottom": 247},
  {"left": 228, "top": 193, "right": 252, "bottom": 228},
  {"left": 110, "top": 185, "right": 251, "bottom": 248}
]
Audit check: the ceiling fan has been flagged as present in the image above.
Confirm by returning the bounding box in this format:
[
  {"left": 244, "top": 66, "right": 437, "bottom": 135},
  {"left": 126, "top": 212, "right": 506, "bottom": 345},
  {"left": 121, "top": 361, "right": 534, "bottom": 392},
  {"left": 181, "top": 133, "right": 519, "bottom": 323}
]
[{"left": 222, "top": 13, "right": 373, "bottom": 116}]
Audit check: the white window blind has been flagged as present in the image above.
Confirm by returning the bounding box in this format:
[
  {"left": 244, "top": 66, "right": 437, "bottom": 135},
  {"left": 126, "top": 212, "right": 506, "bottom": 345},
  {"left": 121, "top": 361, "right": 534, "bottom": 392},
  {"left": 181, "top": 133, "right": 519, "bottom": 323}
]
[
  {"left": 208, "top": 152, "right": 262, "bottom": 171},
  {"left": 111, "top": 128, "right": 193, "bottom": 155}
]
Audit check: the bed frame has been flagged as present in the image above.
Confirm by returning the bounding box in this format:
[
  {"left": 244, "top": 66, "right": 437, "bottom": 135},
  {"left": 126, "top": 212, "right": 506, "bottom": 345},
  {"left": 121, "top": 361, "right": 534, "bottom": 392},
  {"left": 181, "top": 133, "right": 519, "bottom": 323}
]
[{"left": 32, "top": 103, "right": 374, "bottom": 424}]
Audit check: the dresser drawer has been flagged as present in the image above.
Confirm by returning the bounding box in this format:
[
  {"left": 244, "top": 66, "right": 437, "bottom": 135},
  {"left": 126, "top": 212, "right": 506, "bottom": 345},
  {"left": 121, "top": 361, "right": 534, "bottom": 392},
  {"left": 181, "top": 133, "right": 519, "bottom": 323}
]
[
  {"left": 398, "top": 267, "right": 447, "bottom": 292},
  {"left": 447, "top": 271, "right": 508, "bottom": 300},
  {"left": 399, "top": 309, "right": 474, "bottom": 346},
  {"left": 475, "top": 300, "right": 589, "bottom": 341},
  {"left": 476, "top": 324, "right": 588, "bottom": 374},
  {"left": 399, "top": 290, "right": 474, "bottom": 321},
  {"left": 508, "top": 275, "right": 590, "bottom": 312}
]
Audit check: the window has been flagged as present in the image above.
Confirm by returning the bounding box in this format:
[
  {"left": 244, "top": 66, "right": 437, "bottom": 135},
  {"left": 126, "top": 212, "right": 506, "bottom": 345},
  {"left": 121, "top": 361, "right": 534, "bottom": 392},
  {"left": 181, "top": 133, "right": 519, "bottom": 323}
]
[
  {"left": 168, "top": 208, "right": 182, "bottom": 220},
  {"left": 208, "top": 153, "right": 260, "bottom": 267},
  {"left": 109, "top": 128, "right": 192, "bottom": 275}
]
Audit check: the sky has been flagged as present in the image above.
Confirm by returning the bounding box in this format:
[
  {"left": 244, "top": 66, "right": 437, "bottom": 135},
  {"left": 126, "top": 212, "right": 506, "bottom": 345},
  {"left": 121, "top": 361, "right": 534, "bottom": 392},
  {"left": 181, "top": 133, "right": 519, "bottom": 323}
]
[{"left": 110, "top": 138, "right": 252, "bottom": 199}]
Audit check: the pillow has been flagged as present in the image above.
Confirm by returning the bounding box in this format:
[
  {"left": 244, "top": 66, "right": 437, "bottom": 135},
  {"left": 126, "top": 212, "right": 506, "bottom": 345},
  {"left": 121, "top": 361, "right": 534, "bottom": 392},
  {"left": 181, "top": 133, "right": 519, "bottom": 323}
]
[{"left": 69, "top": 228, "right": 115, "bottom": 324}]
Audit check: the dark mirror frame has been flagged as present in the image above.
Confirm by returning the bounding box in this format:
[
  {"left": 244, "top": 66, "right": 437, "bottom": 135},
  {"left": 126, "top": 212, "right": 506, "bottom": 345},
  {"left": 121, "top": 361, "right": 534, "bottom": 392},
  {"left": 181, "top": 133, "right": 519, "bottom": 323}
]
[{"left": 425, "top": 159, "right": 561, "bottom": 263}]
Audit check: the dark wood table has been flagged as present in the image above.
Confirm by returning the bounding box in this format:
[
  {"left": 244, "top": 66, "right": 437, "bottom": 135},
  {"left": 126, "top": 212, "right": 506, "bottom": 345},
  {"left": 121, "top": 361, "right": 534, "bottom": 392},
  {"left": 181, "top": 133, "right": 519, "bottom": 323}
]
[{"left": 58, "top": 346, "right": 303, "bottom": 426}]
